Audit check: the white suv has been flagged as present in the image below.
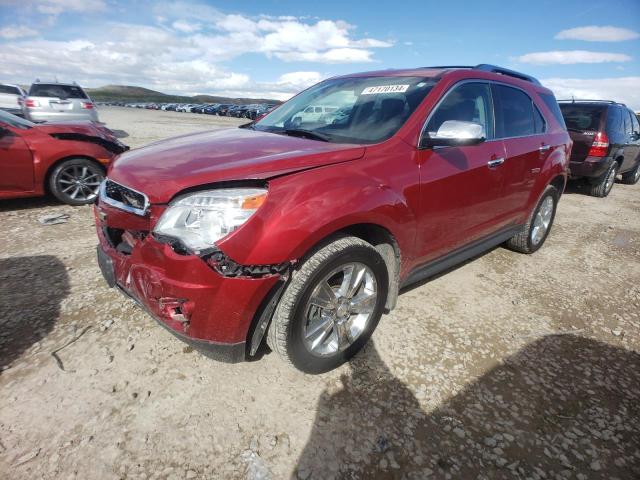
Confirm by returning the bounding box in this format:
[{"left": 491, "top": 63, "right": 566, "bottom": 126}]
[
  {"left": 24, "top": 81, "right": 99, "bottom": 123},
  {"left": 0, "top": 84, "right": 26, "bottom": 116}
]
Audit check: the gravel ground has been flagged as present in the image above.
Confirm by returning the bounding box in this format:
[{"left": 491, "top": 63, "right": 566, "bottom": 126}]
[{"left": 1, "top": 106, "right": 639, "bottom": 480}]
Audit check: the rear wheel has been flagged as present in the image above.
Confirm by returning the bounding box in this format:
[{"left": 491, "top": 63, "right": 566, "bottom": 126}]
[
  {"left": 589, "top": 161, "right": 618, "bottom": 197},
  {"left": 49, "top": 158, "right": 104, "bottom": 206},
  {"left": 267, "top": 236, "right": 388, "bottom": 374},
  {"left": 505, "top": 185, "right": 558, "bottom": 254},
  {"left": 620, "top": 162, "right": 640, "bottom": 185}
]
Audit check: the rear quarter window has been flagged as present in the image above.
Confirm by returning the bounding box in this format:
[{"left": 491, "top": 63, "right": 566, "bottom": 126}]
[
  {"left": 28, "top": 84, "right": 88, "bottom": 99},
  {"left": 540, "top": 93, "right": 566, "bottom": 130}
]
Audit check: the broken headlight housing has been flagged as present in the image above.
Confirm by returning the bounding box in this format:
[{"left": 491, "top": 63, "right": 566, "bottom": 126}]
[{"left": 153, "top": 188, "right": 267, "bottom": 252}]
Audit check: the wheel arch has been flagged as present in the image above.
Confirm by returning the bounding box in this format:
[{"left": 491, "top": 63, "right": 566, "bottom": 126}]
[
  {"left": 244, "top": 223, "right": 402, "bottom": 359},
  {"left": 43, "top": 155, "right": 105, "bottom": 194}
]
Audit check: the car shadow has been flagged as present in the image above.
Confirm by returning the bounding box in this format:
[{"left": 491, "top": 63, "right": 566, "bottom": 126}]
[
  {"left": 0, "top": 196, "right": 62, "bottom": 212},
  {"left": 293, "top": 336, "right": 640, "bottom": 479},
  {"left": 0, "top": 256, "right": 70, "bottom": 368}
]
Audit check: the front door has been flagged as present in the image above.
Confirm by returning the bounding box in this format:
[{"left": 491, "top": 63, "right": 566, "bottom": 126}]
[
  {"left": 416, "top": 81, "right": 510, "bottom": 263},
  {"left": 0, "top": 126, "right": 34, "bottom": 192}
]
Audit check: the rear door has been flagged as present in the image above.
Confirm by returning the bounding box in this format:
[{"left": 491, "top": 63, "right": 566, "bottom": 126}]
[
  {"left": 492, "top": 83, "right": 548, "bottom": 221},
  {"left": 559, "top": 103, "right": 607, "bottom": 162},
  {"left": 416, "top": 81, "right": 510, "bottom": 262},
  {"left": 0, "top": 85, "right": 22, "bottom": 110},
  {"left": 28, "top": 84, "right": 89, "bottom": 117},
  {"left": 0, "top": 126, "right": 34, "bottom": 192},
  {"left": 622, "top": 109, "right": 640, "bottom": 171}
]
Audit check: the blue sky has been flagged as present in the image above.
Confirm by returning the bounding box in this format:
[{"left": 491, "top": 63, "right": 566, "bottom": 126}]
[{"left": 0, "top": 0, "right": 639, "bottom": 107}]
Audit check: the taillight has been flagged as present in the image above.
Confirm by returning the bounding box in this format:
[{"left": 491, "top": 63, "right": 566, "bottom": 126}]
[
  {"left": 588, "top": 131, "right": 609, "bottom": 157},
  {"left": 81, "top": 102, "right": 94, "bottom": 109},
  {"left": 25, "top": 99, "right": 39, "bottom": 108}
]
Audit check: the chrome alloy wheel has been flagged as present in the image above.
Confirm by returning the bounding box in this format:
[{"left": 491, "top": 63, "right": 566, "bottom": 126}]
[
  {"left": 605, "top": 165, "right": 617, "bottom": 194},
  {"left": 531, "top": 196, "right": 554, "bottom": 246},
  {"left": 303, "top": 262, "right": 378, "bottom": 357},
  {"left": 58, "top": 164, "right": 103, "bottom": 201}
]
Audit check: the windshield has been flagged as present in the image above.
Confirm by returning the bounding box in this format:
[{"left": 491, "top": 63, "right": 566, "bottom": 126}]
[
  {"left": 254, "top": 76, "right": 437, "bottom": 144},
  {"left": 0, "top": 109, "right": 34, "bottom": 129}
]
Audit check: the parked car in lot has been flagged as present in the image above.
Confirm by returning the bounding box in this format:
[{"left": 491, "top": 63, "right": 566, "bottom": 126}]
[
  {"left": 0, "top": 84, "right": 26, "bottom": 116},
  {"left": 95, "top": 64, "right": 570, "bottom": 373},
  {"left": 24, "top": 81, "right": 98, "bottom": 123},
  {"left": 559, "top": 100, "right": 640, "bottom": 195},
  {"left": 0, "top": 110, "right": 127, "bottom": 205}
]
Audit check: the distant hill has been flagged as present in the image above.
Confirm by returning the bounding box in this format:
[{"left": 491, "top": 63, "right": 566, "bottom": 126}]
[{"left": 84, "top": 85, "right": 281, "bottom": 105}]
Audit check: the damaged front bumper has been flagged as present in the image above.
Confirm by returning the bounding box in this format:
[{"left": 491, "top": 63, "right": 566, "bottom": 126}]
[{"left": 94, "top": 204, "right": 282, "bottom": 363}]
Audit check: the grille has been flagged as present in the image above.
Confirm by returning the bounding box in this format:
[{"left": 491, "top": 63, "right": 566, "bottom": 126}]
[{"left": 100, "top": 179, "right": 149, "bottom": 215}]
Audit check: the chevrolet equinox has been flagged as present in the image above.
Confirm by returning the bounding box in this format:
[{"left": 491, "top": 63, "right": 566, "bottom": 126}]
[{"left": 95, "top": 64, "right": 571, "bottom": 373}]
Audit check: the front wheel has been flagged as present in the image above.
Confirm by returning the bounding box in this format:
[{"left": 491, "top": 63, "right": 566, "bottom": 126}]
[
  {"left": 505, "top": 185, "right": 558, "bottom": 254},
  {"left": 620, "top": 162, "right": 640, "bottom": 185},
  {"left": 49, "top": 158, "right": 105, "bottom": 206},
  {"left": 267, "top": 237, "right": 388, "bottom": 374}
]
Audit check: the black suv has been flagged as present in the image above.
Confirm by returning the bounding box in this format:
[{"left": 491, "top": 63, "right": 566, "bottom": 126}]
[{"left": 559, "top": 100, "right": 640, "bottom": 196}]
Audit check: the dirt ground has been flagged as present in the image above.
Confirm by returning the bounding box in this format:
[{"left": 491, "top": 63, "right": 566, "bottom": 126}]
[{"left": 1, "top": 106, "right": 639, "bottom": 480}]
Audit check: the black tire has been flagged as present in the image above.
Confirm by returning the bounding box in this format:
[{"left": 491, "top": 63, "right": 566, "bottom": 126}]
[
  {"left": 49, "top": 158, "right": 105, "bottom": 206},
  {"left": 620, "top": 162, "right": 640, "bottom": 185},
  {"left": 505, "top": 185, "right": 559, "bottom": 254},
  {"left": 589, "top": 161, "right": 618, "bottom": 197},
  {"left": 267, "top": 236, "right": 388, "bottom": 374}
]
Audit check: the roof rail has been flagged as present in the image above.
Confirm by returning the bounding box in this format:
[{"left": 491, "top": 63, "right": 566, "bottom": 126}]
[
  {"left": 474, "top": 64, "right": 541, "bottom": 85},
  {"left": 423, "top": 64, "right": 541, "bottom": 85},
  {"left": 424, "top": 65, "right": 474, "bottom": 69},
  {"left": 557, "top": 99, "right": 622, "bottom": 105}
]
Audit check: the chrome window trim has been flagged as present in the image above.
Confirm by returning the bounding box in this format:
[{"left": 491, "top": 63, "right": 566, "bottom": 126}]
[
  {"left": 418, "top": 78, "right": 549, "bottom": 147},
  {"left": 99, "top": 179, "right": 150, "bottom": 216}
]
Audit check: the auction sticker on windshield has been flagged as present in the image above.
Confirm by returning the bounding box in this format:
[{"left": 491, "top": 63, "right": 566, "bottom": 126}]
[{"left": 361, "top": 84, "right": 410, "bottom": 95}]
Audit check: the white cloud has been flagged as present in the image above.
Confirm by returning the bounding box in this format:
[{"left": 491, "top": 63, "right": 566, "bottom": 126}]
[
  {"left": 28, "top": 0, "right": 107, "bottom": 15},
  {"left": 275, "top": 48, "right": 375, "bottom": 63},
  {"left": 516, "top": 50, "right": 631, "bottom": 65},
  {"left": 0, "top": 5, "right": 392, "bottom": 98},
  {"left": 555, "top": 26, "right": 640, "bottom": 42},
  {"left": 542, "top": 77, "right": 640, "bottom": 110},
  {"left": 172, "top": 20, "right": 201, "bottom": 33},
  {"left": 0, "top": 25, "right": 38, "bottom": 39}
]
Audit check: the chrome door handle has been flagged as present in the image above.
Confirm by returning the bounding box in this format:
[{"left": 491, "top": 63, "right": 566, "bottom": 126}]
[
  {"left": 487, "top": 158, "right": 505, "bottom": 168},
  {"left": 539, "top": 144, "right": 551, "bottom": 152}
]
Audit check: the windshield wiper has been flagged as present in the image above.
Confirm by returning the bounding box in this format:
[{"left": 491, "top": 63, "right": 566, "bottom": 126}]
[
  {"left": 239, "top": 121, "right": 255, "bottom": 129},
  {"left": 281, "top": 128, "right": 331, "bottom": 142}
]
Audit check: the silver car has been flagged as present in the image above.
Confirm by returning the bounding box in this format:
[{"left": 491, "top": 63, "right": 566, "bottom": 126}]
[
  {"left": 24, "top": 81, "right": 99, "bottom": 122},
  {"left": 0, "top": 83, "right": 26, "bottom": 116}
]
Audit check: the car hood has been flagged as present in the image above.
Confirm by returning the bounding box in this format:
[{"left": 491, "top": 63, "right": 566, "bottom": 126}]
[{"left": 107, "top": 128, "right": 366, "bottom": 203}]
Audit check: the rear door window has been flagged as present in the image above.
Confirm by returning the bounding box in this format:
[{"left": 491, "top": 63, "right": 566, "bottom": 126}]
[
  {"left": 630, "top": 110, "right": 640, "bottom": 136},
  {"left": 559, "top": 104, "right": 604, "bottom": 132},
  {"left": 28, "top": 84, "right": 88, "bottom": 99},
  {"left": 493, "top": 84, "right": 535, "bottom": 138},
  {"left": 0, "top": 85, "right": 21, "bottom": 95},
  {"left": 426, "top": 82, "right": 494, "bottom": 139}
]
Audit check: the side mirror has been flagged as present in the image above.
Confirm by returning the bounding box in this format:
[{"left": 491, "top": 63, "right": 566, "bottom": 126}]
[{"left": 421, "top": 120, "right": 486, "bottom": 148}]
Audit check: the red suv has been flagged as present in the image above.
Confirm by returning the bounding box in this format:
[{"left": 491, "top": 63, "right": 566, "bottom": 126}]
[{"left": 95, "top": 65, "right": 570, "bottom": 373}]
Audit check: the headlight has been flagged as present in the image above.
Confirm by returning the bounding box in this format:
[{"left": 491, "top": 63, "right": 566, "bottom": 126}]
[{"left": 153, "top": 188, "right": 267, "bottom": 252}]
